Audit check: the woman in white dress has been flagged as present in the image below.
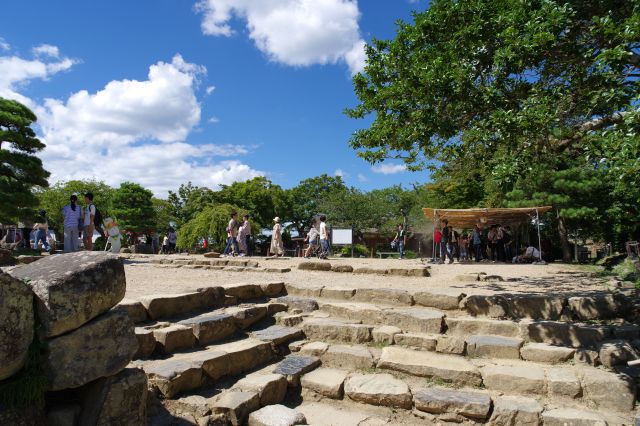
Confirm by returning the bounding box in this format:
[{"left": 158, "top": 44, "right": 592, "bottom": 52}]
[{"left": 269, "top": 217, "right": 284, "bottom": 257}]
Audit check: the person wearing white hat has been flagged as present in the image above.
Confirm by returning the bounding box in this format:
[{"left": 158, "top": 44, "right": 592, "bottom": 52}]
[{"left": 269, "top": 217, "right": 284, "bottom": 257}]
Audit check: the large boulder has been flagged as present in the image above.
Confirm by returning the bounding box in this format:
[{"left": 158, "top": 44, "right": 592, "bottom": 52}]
[
  {"left": 0, "top": 272, "right": 34, "bottom": 381},
  {"left": 79, "top": 368, "right": 148, "bottom": 425},
  {"left": 44, "top": 309, "right": 137, "bottom": 390},
  {"left": 9, "top": 251, "right": 126, "bottom": 338}
]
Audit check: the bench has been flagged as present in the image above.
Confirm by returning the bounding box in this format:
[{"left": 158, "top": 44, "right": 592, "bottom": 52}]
[{"left": 377, "top": 251, "right": 400, "bottom": 259}]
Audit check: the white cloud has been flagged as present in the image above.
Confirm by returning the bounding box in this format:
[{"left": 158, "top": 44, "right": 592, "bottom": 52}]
[
  {"left": 371, "top": 163, "right": 407, "bottom": 175},
  {"left": 0, "top": 38, "right": 9, "bottom": 51},
  {"left": 206, "top": 85, "right": 216, "bottom": 95},
  {"left": 195, "top": 0, "right": 366, "bottom": 74},
  {"left": 357, "top": 173, "right": 368, "bottom": 182},
  {"left": 1, "top": 47, "right": 264, "bottom": 196},
  {"left": 208, "top": 116, "right": 220, "bottom": 124},
  {"left": 334, "top": 168, "right": 346, "bottom": 177},
  {"left": 33, "top": 44, "right": 60, "bottom": 58}
]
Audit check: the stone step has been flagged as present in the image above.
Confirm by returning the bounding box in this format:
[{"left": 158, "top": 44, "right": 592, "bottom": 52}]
[
  {"left": 465, "top": 334, "right": 524, "bottom": 359},
  {"left": 301, "top": 318, "right": 373, "bottom": 343}
]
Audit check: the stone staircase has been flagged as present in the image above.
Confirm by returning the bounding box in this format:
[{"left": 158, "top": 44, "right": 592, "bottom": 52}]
[{"left": 118, "top": 280, "right": 639, "bottom": 425}]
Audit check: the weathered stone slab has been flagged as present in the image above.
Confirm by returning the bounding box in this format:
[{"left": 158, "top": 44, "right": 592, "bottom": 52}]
[
  {"left": 506, "top": 295, "right": 565, "bottom": 320},
  {"left": 179, "top": 313, "right": 237, "bottom": 345},
  {"left": 523, "top": 321, "right": 609, "bottom": 347},
  {"left": 139, "top": 287, "right": 224, "bottom": 320},
  {"left": 276, "top": 296, "right": 319, "bottom": 312},
  {"left": 79, "top": 367, "right": 147, "bottom": 426},
  {"left": 568, "top": 294, "right": 620, "bottom": 320},
  {"left": 299, "top": 341, "right": 329, "bottom": 357},
  {"left": 284, "top": 283, "right": 324, "bottom": 297},
  {"left": 436, "top": 335, "right": 466, "bottom": 355},
  {"left": 272, "top": 355, "right": 321, "bottom": 386},
  {"left": 344, "top": 373, "right": 412, "bottom": 409},
  {"left": 320, "top": 287, "right": 356, "bottom": 300},
  {"left": 599, "top": 339, "right": 638, "bottom": 367},
  {"left": 225, "top": 305, "right": 268, "bottom": 329},
  {"left": 542, "top": 408, "right": 606, "bottom": 426},
  {"left": 580, "top": 367, "right": 636, "bottom": 411},
  {"left": 248, "top": 405, "right": 306, "bottom": 426},
  {"left": 613, "top": 323, "right": 640, "bottom": 340},
  {"left": 547, "top": 367, "right": 581, "bottom": 398},
  {"left": 224, "top": 283, "right": 265, "bottom": 300},
  {"left": 353, "top": 267, "right": 386, "bottom": 275},
  {"left": 298, "top": 261, "right": 332, "bottom": 271},
  {"left": 252, "top": 325, "right": 304, "bottom": 346},
  {"left": 319, "top": 302, "right": 382, "bottom": 323},
  {"left": 264, "top": 301, "right": 288, "bottom": 316},
  {"left": 331, "top": 264, "right": 354, "bottom": 273},
  {"left": 413, "top": 289, "right": 465, "bottom": 310},
  {"left": 407, "top": 267, "right": 430, "bottom": 277},
  {"left": 463, "top": 295, "right": 509, "bottom": 318},
  {"left": 275, "top": 313, "right": 304, "bottom": 327},
  {"left": 301, "top": 367, "right": 349, "bottom": 399},
  {"left": 466, "top": 335, "right": 523, "bottom": 359},
  {"left": 377, "top": 346, "right": 482, "bottom": 386},
  {"left": 134, "top": 327, "right": 156, "bottom": 359},
  {"left": 234, "top": 373, "right": 287, "bottom": 406},
  {"left": 520, "top": 343, "right": 574, "bottom": 364},
  {"left": 182, "top": 348, "right": 229, "bottom": 380},
  {"left": 383, "top": 307, "right": 443, "bottom": 334},
  {"left": 387, "top": 268, "right": 408, "bottom": 277},
  {"left": 211, "top": 391, "right": 260, "bottom": 426},
  {"left": 354, "top": 288, "right": 413, "bottom": 306},
  {"left": 9, "top": 251, "right": 125, "bottom": 338},
  {"left": 413, "top": 387, "right": 491, "bottom": 420},
  {"left": 394, "top": 333, "right": 438, "bottom": 351},
  {"left": 48, "top": 404, "right": 80, "bottom": 426},
  {"left": 574, "top": 348, "right": 601, "bottom": 366},
  {"left": 0, "top": 271, "right": 34, "bottom": 381},
  {"left": 260, "top": 282, "right": 285, "bottom": 297},
  {"left": 143, "top": 358, "right": 203, "bottom": 398},
  {"left": 480, "top": 365, "right": 545, "bottom": 395},
  {"left": 209, "top": 338, "right": 274, "bottom": 377},
  {"left": 302, "top": 319, "right": 372, "bottom": 343},
  {"left": 45, "top": 309, "right": 137, "bottom": 390},
  {"left": 445, "top": 317, "right": 520, "bottom": 338},
  {"left": 488, "top": 395, "right": 542, "bottom": 426},
  {"left": 321, "top": 344, "right": 375, "bottom": 369},
  {"left": 114, "top": 299, "right": 148, "bottom": 323},
  {"left": 372, "top": 326, "right": 402, "bottom": 344},
  {"left": 153, "top": 324, "right": 196, "bottom": 354}
]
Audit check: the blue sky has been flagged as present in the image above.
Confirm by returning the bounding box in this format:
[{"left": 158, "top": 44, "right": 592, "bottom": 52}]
[{"left": 1, "top": 0, "right": 429, "bottom": 196}]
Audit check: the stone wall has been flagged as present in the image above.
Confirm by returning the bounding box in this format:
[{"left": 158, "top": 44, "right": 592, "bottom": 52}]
[{"left": 0, "top": 252, "right": 147, "bottom": 425}]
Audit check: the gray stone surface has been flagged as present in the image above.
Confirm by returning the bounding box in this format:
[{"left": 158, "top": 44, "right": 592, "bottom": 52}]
[
  {"left": 463, "top": 295, "right": 509, "bottom": 318},
  {"left": 143, "top": 358, "right": 203, "bottom": 398},
  {"left": 208, "top": 338, "right": 273, "bottom": 377},
  {"left": 139, "top": 287, "right": 224, "bottom": 320},
  {"left": 248, "top": 404, "right": 306, "bottom": 426},
  {"left": 79, "top": 367, "right": 147, "bottom": 426},
  {"left": 488, "top": 395, "right": 542, "bottom": 426},
  {"left": 114, "top": 299, "right": 148, "bottom": 323},
  {"left": 320, "top": 287, "right": 356, "bottom": 300},
  {"left": 506, "top": 295, "right": 565, "bottom": 320},
  {"left": 134, "top": 327, "right": 156, "bottom": 359},
  {"left": 383, "top": 307, "right": 443, "bottom": 334},
  {"left": 436, "top": 335, "right": 466, "bottom": 355},
  {"left": 272, "top": 355, "right": 321, "bottom": 385},
  {"left": 223, "top": 283, "right": 265, "bottom": 300},
  {"left": 302, "top": 318, "right": 372, "bottom": 343},
  {"left": 542, "top": 408, "right": 606, "bottom": 426},
  {"left": 466, "top": 335, "right": 523, "bottom": 359},
  {"left": 394, "top": 333, "right": 438, "bottom": 351},
  {"left": 45, "top": 309, "right": 137, "bottom": 390},
  {"left": 580, "top": 367, "right": 636, "bottom": 411},
  {"left": 524, "top": 321, "right": 608, "bottom": 348},
  {"left": 331, "top": 265, "right": 354, "bottom": 273},
  {"left": 284, "top": 283, "right": 323, "bottom": 297},
  {"left": 225, "top": 305, "right": 268, "bottom": 329},
  {"left": 275, "top": 313, "right": 304, "bottom": 327},
  {"left": 252, "top": 325, "right": 304, "bottom": 346},
  {"left": 0, "top": 271, "right": 34, "bottom": 380},
  {"left": 520, "top": 343, "right": 575, "bottom": 364},
  {"left": 568, "top": 294, "right": 620, "bottom": 320},
  {"left": 47, "top": 404, "right": 80, "bottom": 426},
  {"left": 344, "top": 373, "right": 412, "bottom": 409},
  {"left": 377, "top": 346, "right": 482, "bottom": 386},
  {"left": 321, "top": 344, "right": 375, "bottom": 370},
  {"left": 9, "top": 251, "right": 125, "bottom": 338},
  {"left": 153, "top": 324, "right": 196, "bottom": 354},
  {"left": 299, "top": 341, "right": 329, "bottom": 356},
  {"left": 211, "top": 391, "right": 260, "bottom": 426},
  {"left": 413, "top": 387, "right": 491, "bottom": 420},
  {"left": 372, "top": 326, "right": 402, "bottom": 344},
  {"left": 353, "top": 288, "right": 413, "bottom": 306},
  {"left": 301, "top": 367, "right": 349, "bottom": 399},
  {"left": 599, "top": 339, "right": 638, "bottom": 367},
  {"left": 260, "top": 282, "right": 285, "bottom": 297},
  {"left": 480, "top": 365, "right": 545, "bottom": 395},
  {"left": 413, "top": 289, "right": 466, "bottom": 310},
  {"left": 234, "top": 373, "right": 288, "bottom": 406},
  {"left": 276, "top": 296, "right": 319, "bottom": 312},
  {"left": 445, "top": 317, "right": 520, "bottom": 337},
  {"left": 298, "top": 261, "right": 332, "bottom": 271},
  {"left": 547, "top": 367, "right": 581, "bottom": 398},
  {"left": 179, "top": 313, "right": 237, "bottom": 345}
]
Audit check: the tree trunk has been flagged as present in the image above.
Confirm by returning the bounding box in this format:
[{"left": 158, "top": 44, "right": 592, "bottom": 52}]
[{"left": 557, "top": 214, "right": 573, "bottom": 263}]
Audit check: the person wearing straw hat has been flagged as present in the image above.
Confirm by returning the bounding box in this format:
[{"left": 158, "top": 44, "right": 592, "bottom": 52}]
[{"left": 270, "top": 216, "right": 284, "bottom": 257}]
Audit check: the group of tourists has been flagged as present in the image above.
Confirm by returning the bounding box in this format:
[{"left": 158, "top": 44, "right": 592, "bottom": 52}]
[
  {"left": 434, "top": 219, "right": 515, "bottom": 264},
  {"left": 221, "top": 212, "right": 252, "bottom": 257},
  {"left": 53, "top": 193, "right": 103, "bottom": 252},
  {"left": 302, "top": 215, "right": 330, "bottom": 259}
]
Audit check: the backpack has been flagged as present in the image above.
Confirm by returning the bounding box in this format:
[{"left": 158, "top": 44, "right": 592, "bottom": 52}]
[{"left": 90, "top": 204, "right": 103, "bottom": 228}]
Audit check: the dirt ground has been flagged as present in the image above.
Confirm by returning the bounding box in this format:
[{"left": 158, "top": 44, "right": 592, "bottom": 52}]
[{"left": 122, "top": 254, "right": 611, "bottom": 301}]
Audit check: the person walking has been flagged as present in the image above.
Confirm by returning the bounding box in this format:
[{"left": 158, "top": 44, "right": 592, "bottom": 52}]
[
  {"left": 62, "top": 194, "right": 82, "bottom": 252},
  {"left": 439, "top": 219, "right": 454, "bottom": 264},
  {"left": 167, "top": 228, "right": 177, "bottom": 253},
  {"left": 32, "top": 210, "right": 50, "bottom": 251},
  {"left": 304, "top": 220, "right": 319, "bottom": 258},
  {"left": 222, "top": 212, "right": 239, "bottom": 257},
  {"left": 433, "top": 226, "right": 442, "bottom": 261},
  {"left": 393, "top": 223, "right": 407, "bottom": 259},
  {"left": 237, "top": 214, "right": 251, "bottom": 256},
  {"left": 83, "top": 193, "right": 97, "bottom": 251},
  {"left": 472, "top": 225, "right": 483, "bottom": 262},
  {"left": 270, "top": 217, "right": 284, "bottom": 257},
  {"left": 318, "top": 215, "right": 330, "bottom": 259}
]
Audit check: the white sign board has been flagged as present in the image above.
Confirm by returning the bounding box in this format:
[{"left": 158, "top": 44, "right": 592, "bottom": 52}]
[{"left": 331, "top": 228, "right": 352, "bottom": 245}]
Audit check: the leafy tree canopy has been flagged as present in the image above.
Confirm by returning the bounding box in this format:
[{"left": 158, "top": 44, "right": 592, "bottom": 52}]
[
  {"left": 0, "top": 98, "right": 50, "bottom": 223},
  {"left": 286, "top": 174, "right": 347, "bottom": 233},
  {"left": 177, "top": 203, "right": 254, "bottom": 250},
  {"left": 111, "top": 182, "right": 156, "bottom": 237}
]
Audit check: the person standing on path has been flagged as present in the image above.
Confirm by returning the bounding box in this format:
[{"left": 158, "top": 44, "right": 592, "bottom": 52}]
[
  {"left": 237, "top": 214, "right": 251, "bottom": 256},
  {"left": 83, "top": 193, "right": 96, "bottom": 251},
  {"left": 433, "top": 226, "right": 442, "bottom": 261},
  {"left": 393, "top": 223, "right": 407, "bottom": 259},
  {"left": 62, "top": 194, "right": 82, "bottom": 252},
  {"left": 32, "top": 210, "right": 50, "bottom": 251},
  {"left": 439, "top": 219, "right": 454, "bottom": 264},
  {"left": 167, "top": 228, "right": 177, "bottom": 253},
  {"left": 318, "top": 214, "right": 330, "bottom": 259},
  {"left": 222, "top": 212, "right": 239, "bottom": 257},
  {"left": 472, "top": 225, "right": 483, "bottom": 262},
  {"left": 270, "top": 216, "right": 284, "bottom": 257}
]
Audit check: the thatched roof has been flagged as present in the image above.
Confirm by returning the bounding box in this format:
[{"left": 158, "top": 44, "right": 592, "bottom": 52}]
[{"left": 422, "top": 206, "right": 552, "bottom": 228}]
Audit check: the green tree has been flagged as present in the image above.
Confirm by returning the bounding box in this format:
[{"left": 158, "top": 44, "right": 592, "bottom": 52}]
[
  {"left": 287, "top": 174, "right": 347, "bottom": 234},
  {"left": 37, "top": 180, "right": 114, "bottom": 233},
  {"left": 318, "top": 188, "right": 386, "bottom": 239},
  {"left": 346, "top": 0, "right": 640, "bottom": 255},
  {"left": 0, "top": 98, "right": 50, "bottom": 223},
  {"left": 152, "top": 198, "right": 178, "bottom": 234},
  {"left": 111, "top": 182, "right": 156, "bottom": 242},
  {"left": 167, "top": 182, "right": 216, "bottom": 226},
  {"left": 177, "top": 203, "right": 254, "bottom": 250}
]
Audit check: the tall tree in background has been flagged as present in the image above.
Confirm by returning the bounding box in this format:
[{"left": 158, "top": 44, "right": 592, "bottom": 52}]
[
  {"left": 346, "top": 0, "right": 640, "bottom": 259},
  {"left": 111, "top": 182, "right": 156, "bottom": 242},
  {"left": 0, "top": 98, "right": 50, "bottom": 223},
  {"left": 287, "top": 174, "right": 347, "bottom": 234}
]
